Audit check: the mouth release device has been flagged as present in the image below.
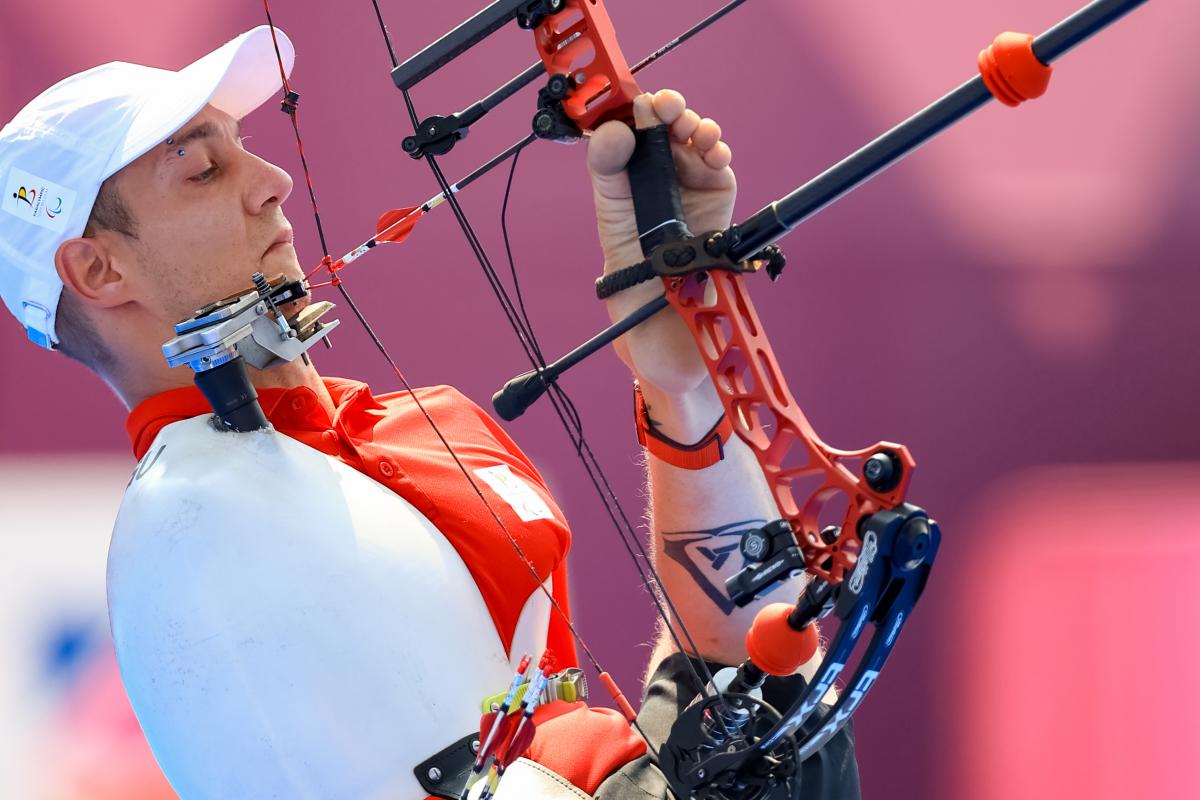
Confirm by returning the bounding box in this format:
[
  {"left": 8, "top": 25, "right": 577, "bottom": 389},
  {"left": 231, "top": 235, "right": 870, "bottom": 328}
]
[{"left": 162, "top": 272, "right": 340, "bottom": 432}]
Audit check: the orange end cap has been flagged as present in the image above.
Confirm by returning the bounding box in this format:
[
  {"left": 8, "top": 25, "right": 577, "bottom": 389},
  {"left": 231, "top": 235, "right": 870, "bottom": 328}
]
[
  {"left": 745, "top": 602, "right": 820, "bottom": 677},
  {"left": 978, "top": 32, "right": 1053, "bottom": 107},
  {"left": 599, "top": 671, "right": 637, "bottom": 723}
]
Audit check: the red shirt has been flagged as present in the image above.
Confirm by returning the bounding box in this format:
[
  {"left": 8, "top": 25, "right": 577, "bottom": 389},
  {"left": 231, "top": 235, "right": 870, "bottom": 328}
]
[{"left": 126, "top": 376, "right": 577, "bottom": 667}]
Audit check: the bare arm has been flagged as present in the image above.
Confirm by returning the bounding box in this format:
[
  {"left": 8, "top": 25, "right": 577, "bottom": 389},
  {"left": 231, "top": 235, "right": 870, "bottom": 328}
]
[{"left": 586, "top": 92, "right": 817, "bottom": 685}]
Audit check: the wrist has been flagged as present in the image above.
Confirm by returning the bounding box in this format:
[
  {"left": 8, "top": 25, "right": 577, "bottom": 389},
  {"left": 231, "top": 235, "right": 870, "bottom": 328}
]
[
  {"left": 601, "top": 238, "right": 646, "bottom": 270},
  {"left": 635, "top": 378, "right": 728, "bottom": 451}
]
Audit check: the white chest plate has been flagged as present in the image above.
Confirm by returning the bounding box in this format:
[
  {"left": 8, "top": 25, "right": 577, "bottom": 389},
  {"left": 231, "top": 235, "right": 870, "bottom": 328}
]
[{"left": 109, "top": 416, "right": 550, "bottom": 799}]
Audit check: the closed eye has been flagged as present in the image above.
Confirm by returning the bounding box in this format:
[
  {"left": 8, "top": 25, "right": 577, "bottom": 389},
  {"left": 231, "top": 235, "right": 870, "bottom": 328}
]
[{"left": 190, "top": 163, "right": 219, "bottom": 183}]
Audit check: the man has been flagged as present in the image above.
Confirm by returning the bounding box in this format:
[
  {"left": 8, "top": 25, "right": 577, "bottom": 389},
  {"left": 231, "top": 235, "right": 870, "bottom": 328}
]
[{"left": 0, "top": 25, "right": 857, "bottom": 799}]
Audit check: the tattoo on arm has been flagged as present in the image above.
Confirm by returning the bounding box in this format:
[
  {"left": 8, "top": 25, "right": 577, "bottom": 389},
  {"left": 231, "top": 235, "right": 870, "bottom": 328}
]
[{"left": 661, "top": 519, "right": 767, "bottom": 616}]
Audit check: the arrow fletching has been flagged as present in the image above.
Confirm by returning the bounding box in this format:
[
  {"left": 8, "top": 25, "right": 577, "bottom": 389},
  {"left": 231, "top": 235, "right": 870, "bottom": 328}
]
[
  {"left": 498, "top": 717, "right": 537, "bottom": 768},
  {"left": 375, "top": 205, "right": 424, "bottom": 244},
  {"left": 475, "top": 709, "right": 513, "bottom": 764}
]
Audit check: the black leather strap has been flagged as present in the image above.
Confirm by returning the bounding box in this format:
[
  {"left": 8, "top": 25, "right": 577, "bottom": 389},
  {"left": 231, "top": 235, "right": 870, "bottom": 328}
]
[
  {"left": 414, "top": 730, "right": 480, "bottom": 799},
  {"left": 628, "top": 124, "right": 691, "bottom": 257}
]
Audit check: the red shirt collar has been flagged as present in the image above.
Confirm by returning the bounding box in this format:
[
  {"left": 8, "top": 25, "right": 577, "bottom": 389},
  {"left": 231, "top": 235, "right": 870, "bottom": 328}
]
[{"left": 125, "top": 377, "right": 381, "bottom": 460}]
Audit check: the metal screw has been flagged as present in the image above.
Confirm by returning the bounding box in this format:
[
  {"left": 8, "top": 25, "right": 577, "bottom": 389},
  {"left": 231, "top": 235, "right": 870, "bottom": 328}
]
[
  {"left": 575, "top": 72, "right": 586, "bottom": 84},
  {"left": 427, "top": 767, "right": 443, "bottom": 783},
  {"left": 863, "top": 451, "right": 901, "bottom": 492},
  {"left": 697, "top": 769, "right": 706, "bottom": 779},
  {"left": 470, "top": 739, "right": 480, "bottom": 754}
]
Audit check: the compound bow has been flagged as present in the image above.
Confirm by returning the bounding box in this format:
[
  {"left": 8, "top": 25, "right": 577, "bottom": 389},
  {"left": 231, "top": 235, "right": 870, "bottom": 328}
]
[{"left": 163, "top": 0, "right": 1152, "bottom": 797}]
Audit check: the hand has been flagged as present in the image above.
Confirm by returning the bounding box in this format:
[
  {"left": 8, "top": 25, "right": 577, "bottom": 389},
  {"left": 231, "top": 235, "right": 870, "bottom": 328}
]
[{"left": 587, "top": 90, "right": 736, "bottom": 397}]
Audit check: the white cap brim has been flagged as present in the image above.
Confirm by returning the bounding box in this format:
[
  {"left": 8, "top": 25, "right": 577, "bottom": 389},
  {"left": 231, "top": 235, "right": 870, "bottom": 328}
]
[{"left": 104, "top": 25, "right": 295, "bottom": 179}]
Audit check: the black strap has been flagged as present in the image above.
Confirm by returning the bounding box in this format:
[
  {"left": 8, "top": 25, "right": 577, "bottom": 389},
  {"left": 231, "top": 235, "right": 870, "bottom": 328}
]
[
  {"left": 595, "top": 259, "right": 657, "bottom": 299},
  {"left": 596, "top": 124, "right": 691, "bottom": 300},
  {"left": 414, "top": 730, "right": 480, "bottom": 799},
  {"left": 628, "top": 124, "right": 691, "bottom": 256}
]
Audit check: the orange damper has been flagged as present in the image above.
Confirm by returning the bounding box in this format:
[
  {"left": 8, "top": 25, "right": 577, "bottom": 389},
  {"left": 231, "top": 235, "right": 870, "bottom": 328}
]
[
  {"left": 746, "top": 603, "right": 820, "bottom": 678},
  {"left": 978, "top": 32, "right": 1053, "bottom": 107}
]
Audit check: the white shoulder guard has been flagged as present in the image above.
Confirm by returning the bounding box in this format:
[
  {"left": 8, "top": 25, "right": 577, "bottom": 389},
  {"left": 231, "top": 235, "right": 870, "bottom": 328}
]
[{"left": 109, "top": 415, "right": 550, "bottom": 800}]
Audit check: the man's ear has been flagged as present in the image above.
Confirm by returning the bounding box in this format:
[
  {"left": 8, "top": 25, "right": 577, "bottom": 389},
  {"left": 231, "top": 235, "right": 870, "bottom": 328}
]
[{"left": 55, "top": 234, "right": 131, "bottom": 309}]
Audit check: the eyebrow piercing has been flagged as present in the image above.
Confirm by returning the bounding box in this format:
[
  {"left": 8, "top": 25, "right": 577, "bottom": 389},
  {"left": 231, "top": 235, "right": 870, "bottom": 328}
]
[
  {"left": 177, "top": 148, "right": 186, "bottom": 157},
  {"left": 165, "top": 137, "right": 174, "bottom": 145}
]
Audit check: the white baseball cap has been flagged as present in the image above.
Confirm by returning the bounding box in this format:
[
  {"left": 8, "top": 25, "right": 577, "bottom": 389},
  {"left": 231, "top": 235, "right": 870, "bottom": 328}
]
[{"left": 0, "top": 26, "right": 295, "bottom": 349}]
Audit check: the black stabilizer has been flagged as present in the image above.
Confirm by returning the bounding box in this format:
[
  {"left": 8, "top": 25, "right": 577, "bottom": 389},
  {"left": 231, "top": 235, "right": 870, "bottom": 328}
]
[
  {"left": 195, "top": 357, "right": 270, "bottom": 433},
  {"left": 627, "top": 124, "right": 690, "bottom": 256},
  {"left": 390, "top": 0, "right": 531, "bottom": 90},
  {"left": 492, "top": 369, "right": 549, "bottom": 421}
]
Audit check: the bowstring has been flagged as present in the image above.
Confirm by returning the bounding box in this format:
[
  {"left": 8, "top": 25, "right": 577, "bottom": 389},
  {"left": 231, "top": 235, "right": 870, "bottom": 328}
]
[
  {"left": 261, "top": 0, "right": 646, "bottom": 713},
  {"left": 371, "top": 2, "right": 724, "bottom": 705},
  {"left": 263, "top": 0, "right": 731, "bottom": 745},
  {"left": 499, "top": 145, "right": 589, "bottom": 434}
]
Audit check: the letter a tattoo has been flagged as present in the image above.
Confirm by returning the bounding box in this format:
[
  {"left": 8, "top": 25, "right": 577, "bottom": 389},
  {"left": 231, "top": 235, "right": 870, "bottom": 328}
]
[{"left": 661, "top": 519, "right": 767, "bottom": 616}]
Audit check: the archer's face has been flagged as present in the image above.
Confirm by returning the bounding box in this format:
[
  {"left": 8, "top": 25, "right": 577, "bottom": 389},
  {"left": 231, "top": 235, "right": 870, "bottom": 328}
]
[{"left": 111, "top": 104, "right": 300, "bottom": 328}]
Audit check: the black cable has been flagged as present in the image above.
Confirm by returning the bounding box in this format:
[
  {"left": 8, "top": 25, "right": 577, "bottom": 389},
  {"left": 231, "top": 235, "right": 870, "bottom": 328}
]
[
  {"left": 401, "top": 87, "right": 724, "bottom": 712},
  {"left": 500, "top": 146, "right": 585, "bottom": 433},
  {"left": 370, "top": 0, "right": 734, "bottom": 720}
]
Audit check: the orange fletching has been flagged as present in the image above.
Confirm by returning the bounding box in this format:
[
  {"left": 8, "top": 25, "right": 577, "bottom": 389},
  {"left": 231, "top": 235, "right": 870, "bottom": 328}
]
[{"left": 374, "top": 206, "right": 423, "bottom": 244}]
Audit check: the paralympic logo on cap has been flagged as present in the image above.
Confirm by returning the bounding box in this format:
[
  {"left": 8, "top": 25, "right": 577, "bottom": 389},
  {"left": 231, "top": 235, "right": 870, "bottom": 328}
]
[
  {"left": 3, "top": 168, "right": 76, "bottom": 231},
  {"left": 11, "top": 187, "right": 62, "bottom": 218}
]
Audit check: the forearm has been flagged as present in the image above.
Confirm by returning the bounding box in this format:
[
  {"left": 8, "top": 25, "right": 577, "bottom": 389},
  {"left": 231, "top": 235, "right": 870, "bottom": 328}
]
[
  {"left": 637, "top": 378, "right": 816, "bottom": 678},
  {"left": 582, "top": 89, "right": 825, "bottom": 687}
]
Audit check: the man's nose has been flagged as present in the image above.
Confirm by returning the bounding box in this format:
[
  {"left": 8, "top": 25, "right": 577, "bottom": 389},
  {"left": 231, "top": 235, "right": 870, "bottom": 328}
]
[{"left": 247, "top": 155, "right": 294, "bottom": 214}]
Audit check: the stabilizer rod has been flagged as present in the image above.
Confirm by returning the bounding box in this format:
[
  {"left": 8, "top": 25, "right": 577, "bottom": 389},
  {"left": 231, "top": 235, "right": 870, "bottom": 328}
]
[{"left": 728, "top": 0, "right": 1152, "bottom": 260}]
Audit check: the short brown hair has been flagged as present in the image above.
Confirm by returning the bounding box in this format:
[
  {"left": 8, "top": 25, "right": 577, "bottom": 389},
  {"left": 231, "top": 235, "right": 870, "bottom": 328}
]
[{"left": 55, "top": 176, "right": 136, "bottom": 371}]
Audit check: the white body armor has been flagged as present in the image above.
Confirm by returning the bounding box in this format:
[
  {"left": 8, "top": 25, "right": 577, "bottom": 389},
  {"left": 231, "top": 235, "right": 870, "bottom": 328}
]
[{"left": 108, "top": 415, "right": 553, "bottom": 799}]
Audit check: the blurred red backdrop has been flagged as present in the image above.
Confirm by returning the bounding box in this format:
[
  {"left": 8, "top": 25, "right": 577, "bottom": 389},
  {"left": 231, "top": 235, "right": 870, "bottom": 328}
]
[{"left": 2, "top": 1, "right": 1197, "bottom": 797}]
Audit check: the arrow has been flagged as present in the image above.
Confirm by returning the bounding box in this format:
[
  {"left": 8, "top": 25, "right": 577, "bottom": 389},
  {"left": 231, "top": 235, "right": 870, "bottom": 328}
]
[
  {"left": 461, "top": 654, "right": 532, "bottom": 798},
  {"left": 478, "top": 668, "right": 551, "bottom": 800}
]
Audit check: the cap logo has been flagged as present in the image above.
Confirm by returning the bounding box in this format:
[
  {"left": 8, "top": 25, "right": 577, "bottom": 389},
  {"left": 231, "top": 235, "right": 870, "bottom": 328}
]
[{"left": 3, "top": 167, "right": 77, "bottom": 233}]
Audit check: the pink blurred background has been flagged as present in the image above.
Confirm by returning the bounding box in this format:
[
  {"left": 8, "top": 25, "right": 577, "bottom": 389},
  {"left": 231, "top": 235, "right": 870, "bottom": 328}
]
[{"left": 2, "top": 1, "right": 1197, "bottom": 797}]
